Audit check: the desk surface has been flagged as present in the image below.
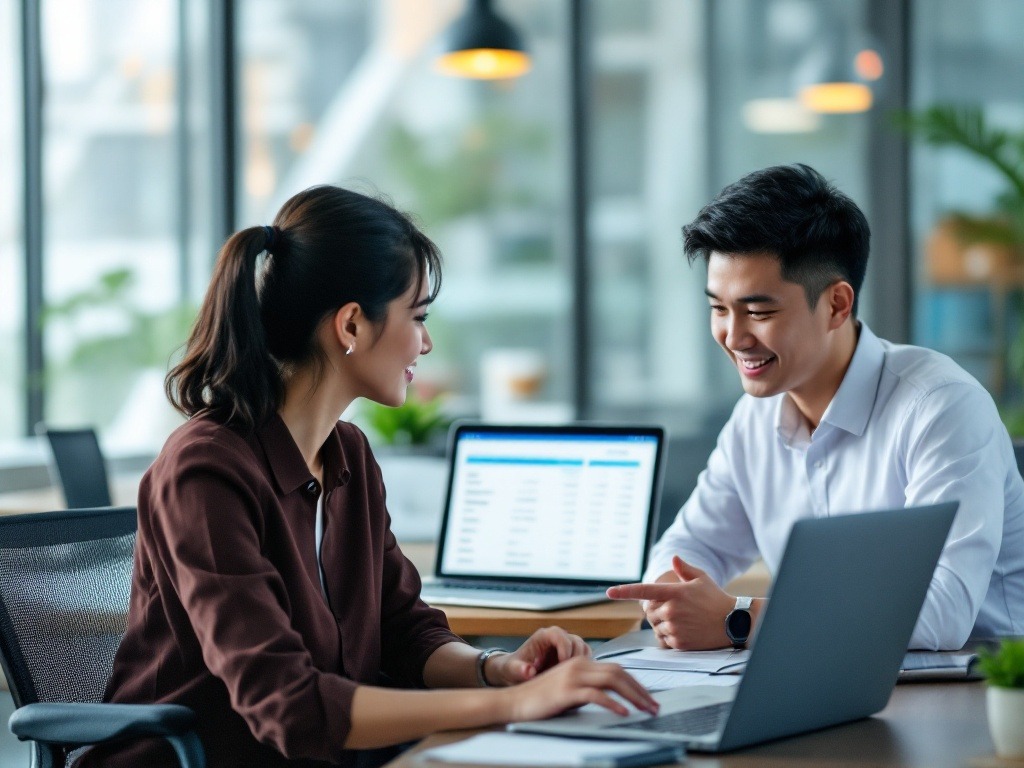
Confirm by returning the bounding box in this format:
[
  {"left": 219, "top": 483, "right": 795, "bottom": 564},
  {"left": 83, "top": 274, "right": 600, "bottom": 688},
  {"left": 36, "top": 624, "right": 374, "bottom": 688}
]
[
  {"left": 388, "top": 681, "right": 1005, "bottom": 768},
  {"left": 397, "top": 543, "right": 645, "bottom": 639}
]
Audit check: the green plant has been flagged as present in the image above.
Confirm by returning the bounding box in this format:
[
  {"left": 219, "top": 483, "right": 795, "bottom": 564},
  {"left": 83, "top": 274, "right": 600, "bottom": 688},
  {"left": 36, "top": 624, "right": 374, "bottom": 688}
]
[
  {"left": 384, "top": 110, "right": 549, "bottom": 227},
  {"left": 894, "top": 105, "right": 1024, "bottom": 249},
  {"left": 897, "top": 106, "right": 1024, "bottom": 427},
  {"left": 978, "top": 638, "right": 1024, "bottom": 688},
  {"left": 44, "top": 267, "right": 196, "bottom": 373},
  {"left": 361, "top": 390, "right": 453, "bottom": 448}
]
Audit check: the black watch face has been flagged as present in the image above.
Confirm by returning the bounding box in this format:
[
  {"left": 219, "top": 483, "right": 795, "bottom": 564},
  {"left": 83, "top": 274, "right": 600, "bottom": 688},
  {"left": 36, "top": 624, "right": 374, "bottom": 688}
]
[{"left": 727, "top": 609, "right": 752, "bottom": 642}]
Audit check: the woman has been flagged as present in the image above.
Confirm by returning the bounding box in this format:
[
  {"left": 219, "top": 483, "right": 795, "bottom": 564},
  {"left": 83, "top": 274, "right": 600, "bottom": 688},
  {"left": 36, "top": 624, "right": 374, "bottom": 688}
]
[{"left": 84, "top": 186, "right": 656, "bottom": 767}]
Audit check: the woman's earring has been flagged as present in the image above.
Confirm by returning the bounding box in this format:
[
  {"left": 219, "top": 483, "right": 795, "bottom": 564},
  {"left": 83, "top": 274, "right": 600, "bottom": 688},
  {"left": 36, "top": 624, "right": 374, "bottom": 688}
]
[{"left": 345, "top": 344, "right": 354, "bottom": 356}]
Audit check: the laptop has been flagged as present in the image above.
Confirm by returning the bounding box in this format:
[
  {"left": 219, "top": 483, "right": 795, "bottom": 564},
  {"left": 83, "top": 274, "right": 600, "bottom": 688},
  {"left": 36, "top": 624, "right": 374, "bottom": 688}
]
[
  {"left": 510, "top": 502, "right": 958, "bottom": 751},
  {"left": 418, "top": 422, "right": 666, "bottom": 611}
]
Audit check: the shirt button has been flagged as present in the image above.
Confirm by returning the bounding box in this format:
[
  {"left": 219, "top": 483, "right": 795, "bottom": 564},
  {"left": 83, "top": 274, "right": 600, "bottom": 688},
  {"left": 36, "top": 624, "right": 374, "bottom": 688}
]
[
  {"left": 814, "top": 460, "right": 824, "bottom": 469},
  {"left": 305, "top": 480, "right": 319, "bottom": 495}
]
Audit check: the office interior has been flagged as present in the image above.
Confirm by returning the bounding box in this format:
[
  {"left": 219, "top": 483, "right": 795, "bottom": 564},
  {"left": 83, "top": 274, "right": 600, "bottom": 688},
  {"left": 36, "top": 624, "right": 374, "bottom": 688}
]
[{"left": 0, "top": 0, "right": 1022, "bottom": 761}]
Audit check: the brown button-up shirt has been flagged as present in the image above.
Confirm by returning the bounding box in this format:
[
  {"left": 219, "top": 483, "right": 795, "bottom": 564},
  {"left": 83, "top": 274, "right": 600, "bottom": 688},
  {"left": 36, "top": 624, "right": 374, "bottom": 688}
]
[{"left": 83, "top": 413, "right": 463, "bottom": 767}]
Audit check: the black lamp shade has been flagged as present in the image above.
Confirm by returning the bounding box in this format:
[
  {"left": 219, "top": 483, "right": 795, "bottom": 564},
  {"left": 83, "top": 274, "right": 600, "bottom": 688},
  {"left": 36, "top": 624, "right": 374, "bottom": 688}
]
[{"left": 436, "top": 0, "right": 531, "bottom": 80}]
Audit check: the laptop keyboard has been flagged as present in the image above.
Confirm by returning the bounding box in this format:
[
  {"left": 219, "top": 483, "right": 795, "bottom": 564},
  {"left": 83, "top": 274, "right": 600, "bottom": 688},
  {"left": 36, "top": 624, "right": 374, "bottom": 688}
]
[
  {"left": 433, "top": 580, "right": 605, "bottom": 595},
  {"left": 609, "top": 702, "right": 732, "bottom": 737}
]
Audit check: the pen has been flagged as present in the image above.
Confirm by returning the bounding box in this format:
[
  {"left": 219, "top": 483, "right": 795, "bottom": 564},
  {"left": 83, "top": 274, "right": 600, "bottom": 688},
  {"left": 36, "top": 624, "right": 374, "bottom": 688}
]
[
  {"left": 581, "top": 745, "right": 686, "bottom": 768},
  {"left": 593, "top": 647, "right": 645, "bottom": 661}
]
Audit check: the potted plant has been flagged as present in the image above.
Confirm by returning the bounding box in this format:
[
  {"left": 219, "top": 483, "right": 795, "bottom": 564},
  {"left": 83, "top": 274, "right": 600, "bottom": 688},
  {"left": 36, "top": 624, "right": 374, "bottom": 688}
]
[
  {"left": 978, "top": 638, "right": 1024, "bottom": 758},
  {"left": 896, "top": 105, "right": 1024, "bottom": 430}
]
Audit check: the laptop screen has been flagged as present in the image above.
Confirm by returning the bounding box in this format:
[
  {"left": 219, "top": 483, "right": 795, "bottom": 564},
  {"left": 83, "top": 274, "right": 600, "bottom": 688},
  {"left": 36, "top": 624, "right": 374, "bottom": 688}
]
[{"left": 435, "top": 424, "right": 665, "bottom": 585}]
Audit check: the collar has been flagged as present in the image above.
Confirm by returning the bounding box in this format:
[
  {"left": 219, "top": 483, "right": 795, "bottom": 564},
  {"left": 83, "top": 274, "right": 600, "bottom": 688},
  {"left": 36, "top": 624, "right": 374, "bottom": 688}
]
[
  {"left": 776, "top": 322, "right": 885, "bottom": 445},
  {"left": 256, "top": 413, "right": 351, "bottom": 496}
]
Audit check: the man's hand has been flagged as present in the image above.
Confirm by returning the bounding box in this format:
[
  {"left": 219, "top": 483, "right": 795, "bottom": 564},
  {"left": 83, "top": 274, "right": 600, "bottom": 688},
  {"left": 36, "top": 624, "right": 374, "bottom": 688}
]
[{"left": 606, "top": 555, "right": 735, "bottom": 650}]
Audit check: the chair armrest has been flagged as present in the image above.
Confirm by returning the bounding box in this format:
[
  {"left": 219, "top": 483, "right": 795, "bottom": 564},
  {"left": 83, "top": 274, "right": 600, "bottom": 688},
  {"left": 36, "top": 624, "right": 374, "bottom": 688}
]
[{"left": 9, "top": 702, "right": 197, "bottom": 746}]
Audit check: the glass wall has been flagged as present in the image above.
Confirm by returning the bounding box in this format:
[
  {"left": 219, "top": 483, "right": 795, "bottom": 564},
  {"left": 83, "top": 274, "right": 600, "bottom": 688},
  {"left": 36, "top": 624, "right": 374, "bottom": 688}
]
[
  {"left": 909, "top": 0, "right": 1024, "bottom": 419},
  {"left": 6, "top": 0, "right": 1018, "bottom": 459},
  {"left": 238, "top": 0, "right": 574, "bottom": 426},
  {"left": 39, "top": 0, "right": 190, "bottom": 449},
  {"left": 588, "top": 0, "right": 714, "bottom": 420},
  {"left": 588, "top": 0, "right": 877, "bottom": 428},
  {"left": 0, "top": 0, "right": 24, "bottom": 440}
]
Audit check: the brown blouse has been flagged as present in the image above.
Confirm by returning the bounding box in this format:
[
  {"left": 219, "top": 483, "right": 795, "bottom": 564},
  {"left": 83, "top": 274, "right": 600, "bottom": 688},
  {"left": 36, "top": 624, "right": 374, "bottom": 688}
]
[{"left": 81, "top": 413, "right": 463, "bottom": 767}]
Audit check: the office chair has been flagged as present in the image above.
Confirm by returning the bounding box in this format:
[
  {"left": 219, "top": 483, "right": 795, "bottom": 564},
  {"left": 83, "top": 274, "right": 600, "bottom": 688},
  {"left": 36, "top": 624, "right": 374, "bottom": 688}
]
[
  {"left": 35, "top": 425, "right": 113, "bottom": 508},
  {"left": 0, "top": 507, "right": 204, "bottom": 767}
]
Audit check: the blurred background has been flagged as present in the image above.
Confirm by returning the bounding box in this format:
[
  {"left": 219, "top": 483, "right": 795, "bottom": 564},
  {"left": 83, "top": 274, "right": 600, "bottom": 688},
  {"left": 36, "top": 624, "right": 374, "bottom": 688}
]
[{"left": 3, "top": 0, "right": 1024, "bottom": 503}]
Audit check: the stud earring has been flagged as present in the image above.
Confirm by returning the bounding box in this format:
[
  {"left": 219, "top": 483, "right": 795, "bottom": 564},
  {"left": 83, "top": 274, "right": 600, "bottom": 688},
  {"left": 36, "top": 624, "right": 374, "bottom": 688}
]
[{"left": 345, "top": 344, "right": 354, "bottom": 356}]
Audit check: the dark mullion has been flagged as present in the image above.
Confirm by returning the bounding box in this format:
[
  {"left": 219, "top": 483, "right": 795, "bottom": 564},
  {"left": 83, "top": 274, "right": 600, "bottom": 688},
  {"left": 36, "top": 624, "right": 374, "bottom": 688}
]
[
  {"left": 210, "top": 0, "right": 237, "bottom": 256},
  {"left": 21, "top": 0, "right": 44, "bottom": 434},
  {"left": 176, "top": 0, "right": 191, "bottom": 301},
  {"left": 569, "top": 0, "right": 591, "bottom": 418},
  {"left": 865, "top": 0, "right": 911, "bottom": 343}
]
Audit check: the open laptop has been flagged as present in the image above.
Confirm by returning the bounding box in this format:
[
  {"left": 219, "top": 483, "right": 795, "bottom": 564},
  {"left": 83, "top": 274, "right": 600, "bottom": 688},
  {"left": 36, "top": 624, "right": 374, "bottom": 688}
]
[
  {"left": 418, "top": 423, "right": 666, "bottom": 611},
  {"left": 510, "top": 502, "right": 958, "bottom": 751}
]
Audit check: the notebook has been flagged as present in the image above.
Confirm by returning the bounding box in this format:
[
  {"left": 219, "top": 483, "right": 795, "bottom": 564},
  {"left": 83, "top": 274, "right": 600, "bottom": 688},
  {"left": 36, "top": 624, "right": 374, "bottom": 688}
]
[
  {"left": 510, "top": 502, "right": 959, "bottom": 751},
  {"left": 418, "top": 422, "right": 666, "bottom": 611}
]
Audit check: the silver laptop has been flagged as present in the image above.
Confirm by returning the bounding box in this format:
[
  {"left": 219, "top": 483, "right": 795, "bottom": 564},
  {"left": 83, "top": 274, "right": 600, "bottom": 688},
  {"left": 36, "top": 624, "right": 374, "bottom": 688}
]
[
  {"left": 510, "top": 502, "right": 958, "bottom": 751},
  {"left": 418, "top": 423, "right": 666, "bottom": 611}
]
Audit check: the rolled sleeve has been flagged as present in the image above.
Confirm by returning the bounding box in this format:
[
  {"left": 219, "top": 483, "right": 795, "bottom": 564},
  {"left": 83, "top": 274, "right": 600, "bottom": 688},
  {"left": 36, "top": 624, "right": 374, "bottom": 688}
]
[{"left": 902, "top": 383, "right": 1006, "bottom": 649}]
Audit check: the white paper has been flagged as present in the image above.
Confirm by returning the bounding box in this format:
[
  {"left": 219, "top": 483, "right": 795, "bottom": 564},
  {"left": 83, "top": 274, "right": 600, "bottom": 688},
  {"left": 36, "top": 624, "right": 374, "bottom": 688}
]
[
  {"left": 419, "top": 733, "right": 675, "bottom": 767},
  {"left": 613, "top": 647, "right": 750, "bottom": 674},
  {"left": 901, "top": 651, "right": 977, "bottom": 671},
  {"left": 625, "top": 667, "right": 742, "bottom": 691}
]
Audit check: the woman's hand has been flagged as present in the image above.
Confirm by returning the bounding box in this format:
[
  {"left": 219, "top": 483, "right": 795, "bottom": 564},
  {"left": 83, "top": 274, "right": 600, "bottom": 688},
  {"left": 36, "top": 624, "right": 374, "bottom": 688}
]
[
  {"left": 502, "top": 657, "right": 659, "bottom": 722},
  {"left": 485, "top": 626, "right": 591, "bottom": 686}
]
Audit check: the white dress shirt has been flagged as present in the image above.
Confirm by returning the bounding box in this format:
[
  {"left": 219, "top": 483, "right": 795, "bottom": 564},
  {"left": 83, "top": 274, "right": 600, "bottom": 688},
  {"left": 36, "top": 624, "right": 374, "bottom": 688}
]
[{"left": 647, "top": 323, "right": 1024, "bottom": 650}]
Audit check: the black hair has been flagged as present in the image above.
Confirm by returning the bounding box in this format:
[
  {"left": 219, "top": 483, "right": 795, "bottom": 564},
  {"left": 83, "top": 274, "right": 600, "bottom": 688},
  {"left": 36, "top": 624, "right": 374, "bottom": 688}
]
[
  {"left": 166, "top": 185, "right": 443, "bottom": 432},
  {"left": 682, "top": 163, "right": 869, "bottom": 314}
]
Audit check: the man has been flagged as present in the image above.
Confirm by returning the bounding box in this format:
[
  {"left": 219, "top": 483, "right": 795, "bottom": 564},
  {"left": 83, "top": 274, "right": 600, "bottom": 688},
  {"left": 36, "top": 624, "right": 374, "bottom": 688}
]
[{"left": 608, "top": 163, "right": 1024, "bottom": 651}]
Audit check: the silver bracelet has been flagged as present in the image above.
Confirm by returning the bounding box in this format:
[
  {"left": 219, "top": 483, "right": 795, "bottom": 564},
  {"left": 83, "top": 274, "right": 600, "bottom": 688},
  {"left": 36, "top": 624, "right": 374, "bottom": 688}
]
[{"left": 476, "top": 647, "right": 506, "bottom": 687}]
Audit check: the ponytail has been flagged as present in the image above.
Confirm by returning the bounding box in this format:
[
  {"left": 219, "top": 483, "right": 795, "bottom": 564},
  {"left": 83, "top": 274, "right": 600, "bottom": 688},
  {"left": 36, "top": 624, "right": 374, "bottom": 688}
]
[
  {"left": 166, "top": 226, "right": 281, "bottom": 432},
  {"left": 166, "top": 185, "right": 443, "bottom": 433}
]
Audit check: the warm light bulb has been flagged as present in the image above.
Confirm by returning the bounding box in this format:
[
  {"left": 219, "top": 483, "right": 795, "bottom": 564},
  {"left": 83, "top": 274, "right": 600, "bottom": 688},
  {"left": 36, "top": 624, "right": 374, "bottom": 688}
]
[
  {"left": 854, "top": 49, "right": 884, "bottom": 81},
  {"left": 435, "top": 48, "right": 531, "bottom": 80},
  {"left": 799, "top": 82, "right": 873, "bottom": 114}
]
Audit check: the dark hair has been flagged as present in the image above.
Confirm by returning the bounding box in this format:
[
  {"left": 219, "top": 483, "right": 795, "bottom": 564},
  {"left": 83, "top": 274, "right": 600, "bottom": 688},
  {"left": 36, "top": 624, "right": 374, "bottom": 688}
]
[
  {"left": 682, "top": 163, "right": 870, "bottom": 314},
  {"left": 166, "top": 185, "right": 443, "bottom": 432}
]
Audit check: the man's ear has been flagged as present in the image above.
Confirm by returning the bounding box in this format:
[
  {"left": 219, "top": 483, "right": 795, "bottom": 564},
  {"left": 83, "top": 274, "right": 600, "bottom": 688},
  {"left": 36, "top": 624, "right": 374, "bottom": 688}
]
[
  {"left": 330, "top": 302, "right": 363, "bottom": 350},
  {"left": 826, "top": 281, "right": 855, "bottom": 330}
]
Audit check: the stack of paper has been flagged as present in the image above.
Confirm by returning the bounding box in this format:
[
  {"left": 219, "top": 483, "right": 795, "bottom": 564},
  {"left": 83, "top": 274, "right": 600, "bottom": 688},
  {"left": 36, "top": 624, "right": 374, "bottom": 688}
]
[{"left": 419, "top": 733, "right": 685, "bottom": 767}]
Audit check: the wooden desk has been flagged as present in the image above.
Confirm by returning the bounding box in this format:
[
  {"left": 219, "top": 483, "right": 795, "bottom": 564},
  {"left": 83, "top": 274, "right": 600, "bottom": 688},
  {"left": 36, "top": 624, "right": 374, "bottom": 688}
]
[
  {"left": 387, "top": 681, "right": 1003, "bottom": 768},
  {"left": 0, "top": 476, "right": 140, "bottom": 515},
  {"left": 399, "top": 543, "right": 769, "bottom": 640},
  {"left": 399, "top": 542, "right": 644, "bottom": 639}
]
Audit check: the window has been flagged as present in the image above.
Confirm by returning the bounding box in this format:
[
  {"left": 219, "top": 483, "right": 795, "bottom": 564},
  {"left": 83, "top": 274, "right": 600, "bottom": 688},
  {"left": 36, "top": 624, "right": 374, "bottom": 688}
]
[
  {"left": 40, "top": 0, "right": 189, "bottom": 449},
  {"left": 0, "top": 0, "right": 24, "bottom": 440},
  {"left": 910, "top": 0, "right": 1024, "bottom": 407},
  {"left": 238, "top": 0, "right": 574, "bottom": 424}
]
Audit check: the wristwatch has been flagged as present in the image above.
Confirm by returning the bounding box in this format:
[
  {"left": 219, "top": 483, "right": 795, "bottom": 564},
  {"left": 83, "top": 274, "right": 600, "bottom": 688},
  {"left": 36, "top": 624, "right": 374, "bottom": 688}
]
[{"left": 725, "top": 596, "right": 753, "bottom": 648}]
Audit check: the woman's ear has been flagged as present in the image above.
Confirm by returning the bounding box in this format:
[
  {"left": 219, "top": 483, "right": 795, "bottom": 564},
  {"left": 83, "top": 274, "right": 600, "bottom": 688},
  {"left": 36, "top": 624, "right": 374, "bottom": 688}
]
[
  {"left": 330, "top": 302, "right": 363, "bottom": 352},
  {"left": 827, "top": 281, "right": 855, "bottom": 330}
]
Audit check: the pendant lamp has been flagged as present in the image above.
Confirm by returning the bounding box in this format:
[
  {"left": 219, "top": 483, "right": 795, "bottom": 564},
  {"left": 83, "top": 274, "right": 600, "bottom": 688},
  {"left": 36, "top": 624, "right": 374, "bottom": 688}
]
[
  {"left": 796, "top": 31, "right": 883, "bottom": 114},
  {"left": 435, "top": 0, "right": 531, "bottom": 80}
]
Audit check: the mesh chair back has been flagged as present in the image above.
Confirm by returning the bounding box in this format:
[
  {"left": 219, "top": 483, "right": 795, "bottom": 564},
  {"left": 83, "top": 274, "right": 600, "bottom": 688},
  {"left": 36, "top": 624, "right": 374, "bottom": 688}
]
[
  {"left": 0, "top": 507, "right": 135, "bottom": 712},
  {"left": 37, "top": 426, "right": 113, "bottom": 508}
]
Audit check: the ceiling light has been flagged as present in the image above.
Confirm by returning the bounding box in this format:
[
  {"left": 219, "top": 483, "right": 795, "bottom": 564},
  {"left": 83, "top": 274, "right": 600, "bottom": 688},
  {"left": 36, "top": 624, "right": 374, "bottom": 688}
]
[{"left": 435, "top": 0, "right": 530, "bottom": 80}]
